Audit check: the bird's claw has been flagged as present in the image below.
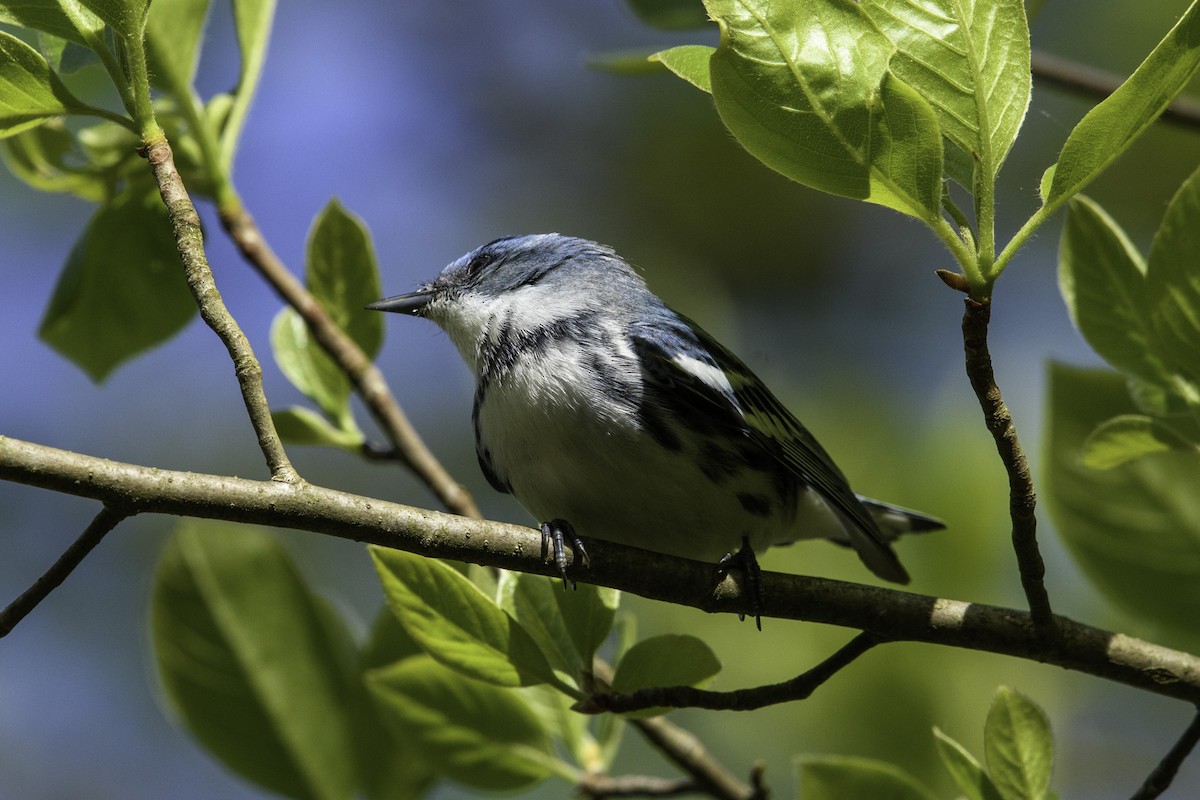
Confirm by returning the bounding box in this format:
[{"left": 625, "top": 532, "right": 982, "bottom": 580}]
[
  {"left": 540, "top": 518, "right": 590, "bottom": 589},
  {"left": 715, "top": 535, "right": 763, "bottom": 630}
]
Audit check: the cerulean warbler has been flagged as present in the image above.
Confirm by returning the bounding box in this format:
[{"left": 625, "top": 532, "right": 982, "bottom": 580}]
[{"left": 369, "top": 234, "right": 943, "bottom": 589}]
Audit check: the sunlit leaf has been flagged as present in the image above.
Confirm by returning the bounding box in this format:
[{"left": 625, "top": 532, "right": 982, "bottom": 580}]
[
  {"left": 0, "top": 119, "right": 108, "bottom": 199},
  {"left": 145, "top": 0, "right": 210, "bottom": 89},
  {"left": 934, "top": 727, "right": 1004, "bottom": 800},
  {"left": 151, "top": 522, "right": 359, "bottom": 800},
  {"left": 984, "top": 687, "right": 1053, "bottom": 800},
  {"left": 1148, "top": 165, "right": 1200, "bottom": 392},
  {"left": 650, "top": 44, "right": 714, "bottom": 92},
  {"left": 1081, "top": 414, "right": 1197, "bottom": 469},
  {"left": 271, "top": 306, "right": 352, "bottom": 423},
  {"left": 0, "top": 30, "right": 89, "bottom": 137},
  {"left": 272, "top": 406, "right": 364, "bottom": 451},
  {"left": 307, "top": 199, "right": 384, "bottom": 360},
  {"left": 0, "top": 0, "right": 98, "bottom": 44},
  {"left": 704, "top": 0, "right": 943, "bottom": 220},
  {"left": 39, "top": 182, "right": 196, "bottom": 381},
  {"left": 367, "top": 656, "right": 559, "bottom": 792},
  {"left": 371, "top": 548, "right": 558, "bottom": 688},
  {"left": 1046, "top": 0, "right": 1200, "bottom": 205},
  {"left": 862, "top": 0, "right": 1030, "bottom": 179}
]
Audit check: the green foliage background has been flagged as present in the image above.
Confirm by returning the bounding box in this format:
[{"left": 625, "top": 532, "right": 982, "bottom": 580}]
[{"left": 2, "top": 1, "right": 1200, "bottom": 798}]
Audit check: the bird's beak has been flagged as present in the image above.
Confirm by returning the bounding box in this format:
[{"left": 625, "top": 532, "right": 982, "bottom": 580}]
[{"left": 366, "top": 290, "right": 433, "bottom": 316}]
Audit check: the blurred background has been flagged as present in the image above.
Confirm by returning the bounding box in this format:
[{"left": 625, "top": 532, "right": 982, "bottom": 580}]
[{"left": 2, "top": 1, "right": 1200, "bottom": 797}]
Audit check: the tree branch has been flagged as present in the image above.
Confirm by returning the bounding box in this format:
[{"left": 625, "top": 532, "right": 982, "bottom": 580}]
[
  {"left": 4, "top": 434, "right": 1200, "bottom": 707},
  {"left": 141, "top": 139, "right": 298, "bottom": 483},
  {"left": 1032, "top": 50, "right": 1200, "bottom": 131},
  {"left": 631, "top": 717, "right": 757, "bottom": 800},
  {"left": 584, "top": 633, "right": 878, "bottom": 713},
  {"left": 217, "top": 202, "right": 479, "bottom": 518},
  {"left": 578, "top": 774, "right": 700, "bottom": 798},
  {"left": 1131, "top": 707, "right": 1200, "bottom": 800},
  {"left": 961, "top": 298, "right": 1053, "bottom": 627},
  {"left": 0, "top": 505, "right": 128, "bottom": 637}
]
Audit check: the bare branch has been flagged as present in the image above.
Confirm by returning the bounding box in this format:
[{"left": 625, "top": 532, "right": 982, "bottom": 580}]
[
  {"left": 4, "top": 434, "right": 1200, "bottom": 706},
  {"left": 0, "top": 506, "right": 128, "bottom": 637},
  {"left": 1032, "top": 50, "right": 1200, "bottom": 131},
  {"left": 1131, "top": 707, "right": 1200, "bottom": 800},
  {"left": 585, "top": 633, "right": 878, "bottom": 713},
  {"left": 217, "top": 203, "right": 479, "bottom": 518},
  {"left": 961, "top": 298, "right": 1053, "bottom": 627},
  {"left": 631, "top": 717, "right": 756, "bottom": 800},
  {"left": 141, "top": 140, "right": 298, "bottom": 483}
]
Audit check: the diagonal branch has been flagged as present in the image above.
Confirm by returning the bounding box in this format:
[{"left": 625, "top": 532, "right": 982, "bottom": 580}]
[
  {"left": 0, "top": 505, "right": 129, "bottom": 637},
  {"left": 578, "top": 774, "right": 700, "bottom": 798},
  {"left": 631, "top": 717, "right": 758, "bottom": 800},
  {"left": 961, "top": 297, "right": 1053, "bottom": 628},
  {"left": 141, "top": 139, "right": 298, "bottom": 483},
  {"left": 1131, "top": 707, "right": 1200, "bottom": 800},
  {"left": 217, "top": 203, "right": 479, "bottom": 518},
  {"left": 584, "top": 632, "right": 878, "bottom": 713},
  {"left": 4, "top": 433, "right": 1200, "bottom": 707}
]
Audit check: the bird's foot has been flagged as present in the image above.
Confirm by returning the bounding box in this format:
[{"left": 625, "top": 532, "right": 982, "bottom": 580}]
[
  {"left": 540, "top": 518, "right": 590, "bottom": 589},
  {"left": 715, "top": 535, "right": 763, "bottom": 630}
]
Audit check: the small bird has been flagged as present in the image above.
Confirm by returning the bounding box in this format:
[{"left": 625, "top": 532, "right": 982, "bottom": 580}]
[{"left": 369, "top": 234, "right": 943, "bottom": 598}]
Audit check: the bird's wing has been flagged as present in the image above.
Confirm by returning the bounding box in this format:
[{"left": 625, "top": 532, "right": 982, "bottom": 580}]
[{"left": 630, "top": 315, "right": 908, "bottom": 583}]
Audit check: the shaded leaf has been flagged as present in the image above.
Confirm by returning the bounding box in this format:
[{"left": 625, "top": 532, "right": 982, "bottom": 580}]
[
  {"left": 625, "top": 0, "right": 709, "bottom": 30},
  {"left": 796, "top": 755, "right": 937, "bottom": 800},
  {"left": 1148, "top": 165, "right": 1200, "bottom": 392},
  {"left": 984, "top": 687, "right": 1053, "bottom": 800},
  {"left": 367, "top": 656, "right": 560, "bottom": 792},
  {"left": 1081, "top": 414, "right": 1196, "bottom": 469},
  {"left": 934, "top": 727, "right": 1004, "bottom": 800},
  {"left": 371, "top": 548, "right": 558, "bottom": 688},
  {"left": 307, "top": 199, "right": 384, "bottom": 360},
  {"left": 0, "top": 119, "right": 108, "bottom": 200},
  {"left": 1059, "top": 196, "right": 1163, "bottom": 384},
  {"left": 499, "top": 572, "right": 618, "bottom": 682},
  {"left": 611, "top": 634, "right": 720, "bottom": 718},
  {"left": 1046, "top": 363, "right": 1200, "bottom": 646},
  {"left": 1046, "top": 0, "right": 1200, "bottom": 205},
  {"left": 151, "top": 522, "right": 359, "bottom": 800},
  {"left": 862, "top": 0, "right": 1030, "bottom": 179},
  {"left": 39, "top": 182, "right": 196, "bottom": 381},
  {"left": 705, "top": 0, "right": 942, "bottom": 220},
  {"left": 650, "top": 44, "right": 714, "bottom": 92},
  {"left": 0, "top": 0, "right": 98, "bottom": 44}
]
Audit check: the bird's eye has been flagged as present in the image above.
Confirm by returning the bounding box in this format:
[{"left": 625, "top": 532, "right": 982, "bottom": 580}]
[{"left": 464, "top": 251, "right": 494, "bottom": 281}]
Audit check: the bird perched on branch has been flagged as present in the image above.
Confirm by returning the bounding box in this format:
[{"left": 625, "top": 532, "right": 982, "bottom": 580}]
[{"left": 370, "top": 234, "right": 943, "bottom": 611}]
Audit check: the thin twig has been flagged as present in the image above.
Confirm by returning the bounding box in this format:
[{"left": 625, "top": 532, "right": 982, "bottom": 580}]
[
  {"left": 632, "top": 717, "right": 755, "bottom": 800},
  {"left": 1131, "top": 707, "right": 1200, "bottom": 800},
  {"left": 217, "top": 203, "right": 479, "bottom": 518},
  {"left": 585, "top": 633, "right": 878, "bottom": 713},
  {"left": 5, "top": 434, "right": 1200, "bottom": 704},
  {"left": 578, "top": 774, "right": 700, "bottom": 798},
  {"left": 0, "top": 506, "right": 129, "bottom": 637},
  {"left": 142, "top": 140, "right": 298, "bottom": 483},
  {"left": 1032, "top": 50, "right": 1200, "bottom": 131},
  {"left": 961, "top": 298, "right": 1053, "bottom": 628}
]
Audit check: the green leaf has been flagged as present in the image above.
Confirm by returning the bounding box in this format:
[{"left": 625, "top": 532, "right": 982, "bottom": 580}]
[
  {"left": 0, "top": 119, "right": 108, "bottom": 199},
  {"left": 145, "top": 0, "right": 210, "bottom": 89},
  {"left": 272, "top": 406, "right": 364, "bottom": 451},
  {"left": 367, "top": 656, "right": 561, "bottom": 792},
  {"left": 499, "top": 572, "right": 618, "bottom": 681},
  {"left": 151, "top": 522, "right": 359, "bottom": 800},
  {"left": 1148, "top": 166, "right": 1200, "bottom": 392},
  {"left": 625, "top": 0, "right": 710, "bottom": 30},
  {"left": 862, "top": 0, "right": 1030, "bottom": 180},
  {"left": 704, "top": 0, "right": 943, "bottom": 220},
  {"left": 934, "top": 727, "right": 1004, "bottom": 800},
  {"left": 0, "top": 29, "right": 90, "bottom": 137},
  {"left": 1081, "top": 414, "right": 1197, "bottom": 469},
  {"left": 610, "top": 634, "right": 720, "bottom": 718},
  {"left": 371, "top": 548, "right": 558, "bottom": 688},
  {"left": 271, "top": 306, "right": 352, "bottom": 422},
  {"left": 796, "top": 755, "right": 937, "bottom": 800},
  {"left": 222, "top": 0, "right": 275, "bottom": 162},
  {"left": 76, "top": 0, "right": 150, "bottom": 39},
  {"left": 39, "top": 182, "right": 196, "bottom": 381},
  {"left": 1059, "top": 196, "right": 1164, "bottom": 384},
  {"left": 650, "top": 44, "right": 714, "bottom": 93},
  {"left": 307, "top": 199, "right": 384, "bottom": 360},
  {"left": 1046, "top": 0, "right": 1200, "bottom": 206},
  {"left": 984, "top": 687, "right": 1053, "bottom": 800},
  {"left": 0, "top": 1, "right": 97, "bottom": 44},
  {"left": 1046, "top": 363, "right": 1200, "bottom": 645}
]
